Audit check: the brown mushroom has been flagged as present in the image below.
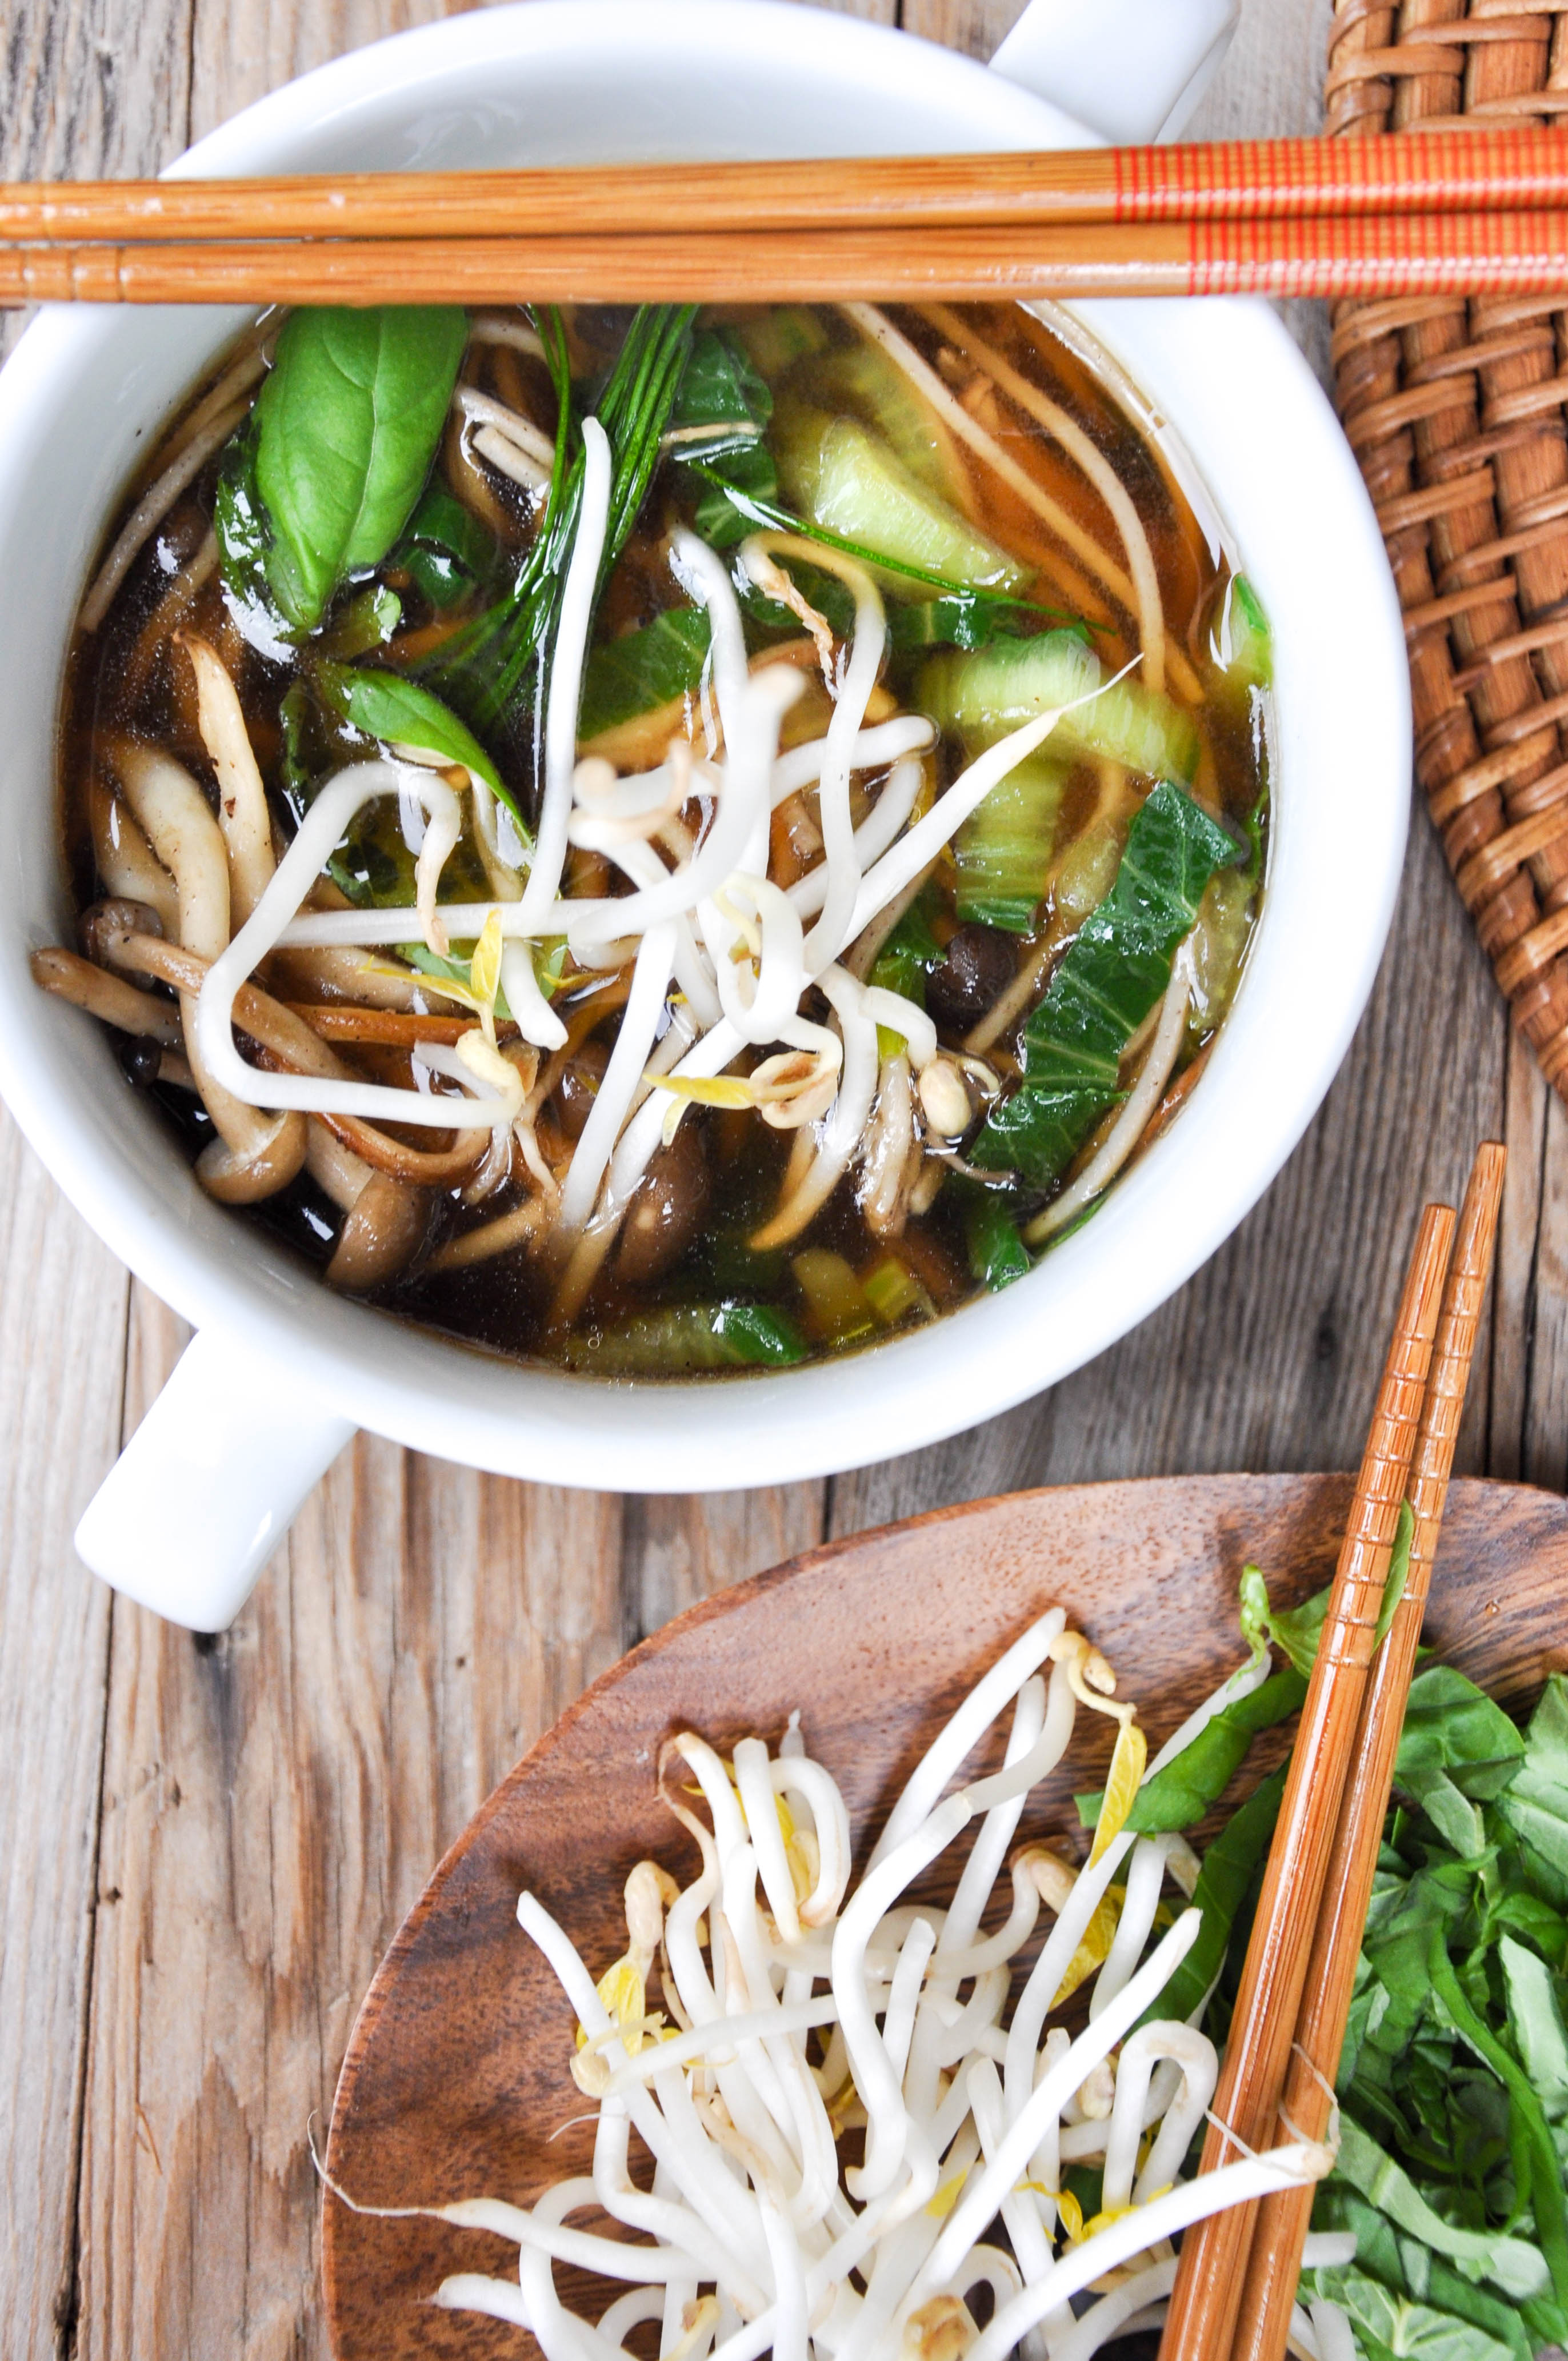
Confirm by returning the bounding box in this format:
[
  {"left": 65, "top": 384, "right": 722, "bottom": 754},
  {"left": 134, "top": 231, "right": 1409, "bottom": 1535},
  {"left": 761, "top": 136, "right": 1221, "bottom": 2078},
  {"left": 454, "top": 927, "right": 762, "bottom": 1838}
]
[{"left": 614, "top": 1121, "right": 711, "bottom": 1287}]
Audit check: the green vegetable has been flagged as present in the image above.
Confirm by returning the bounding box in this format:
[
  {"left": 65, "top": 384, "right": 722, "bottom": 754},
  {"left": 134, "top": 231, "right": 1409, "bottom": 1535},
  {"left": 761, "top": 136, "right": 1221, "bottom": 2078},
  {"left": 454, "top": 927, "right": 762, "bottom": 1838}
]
[
  {"left": 1186, "top": 865, "right": 1258, "bottom": 1044},
  {"left": 867, "top": 885, "right": 943, "bottom": 1006},
  {"left": 953, "top": 754, "right": 1067, "bottom": 934},
  {"left": 314, "top": 582, "right": 401, "bottom": 660},
  {"left": 971, "top": 781, "right": 1237, "bottom": 1188},
  {"left": 791, "top": 1250, "right": 876, "bottom": 1347},
  {"left": 918, "top": 631, "right": 1201, "bottom": 784},
  {"left": 393, "top": 480, "right": 498, "bottom": 610},
  {"left": 1079, "top": 1529, "right": 1413, "bottom": 1836},
  {"left": 1219, "top": 574, "right": 1272, "bottom": 694},
  {"left": 862, "top": 1256, "right": 935, "bottom": 1328},
  {"left": 735, "top": 305, "right": 829, "bottom": 379},
  {"left": 314, "top": 661, "right": 515, "bottom": 816},
  {"left": 774, "top": 402, "right": 1029, "bottom": 597},
  {"left": 803, "top": 337, "right": 971, "bottom": 509},
  {"left": 214, "top": 412, "right": 291, "bottom": 650},
  {"left": 1497, "top": 1679, "right": 1568, "bottom": 1906},
  {"left": 1079, "top": 1667, "right": 1306, "bottom": 1836},
  {"left": 886, "top": 596, "right": 1054, "bottom": 655},
  {"left": 1184, "top": 1567, "right": 1568, "bottom": 2348},
  {"left": 1302, "top": 2258, "right": 1524, "bottom": 2361},
  {"left": 671, "top": 326, "right": 778, "bottom": 548},
  {"left": 253, "top": 305, "right": 467, "bottom": 632},
  {"left": 578, "top": 608, "right": 713, "bottom": 741},
  {"left": 559, "top": 1301, "right": 806, "bottom": 1375},
  {"left": 959, "top": 1185, "right": 1031, "bottom": 1293},
  {"left": 1428, "top": 1931, "right": 1568, "bottom": 2304},
  {"left": 1149, "top": 1765, "right": 1285, "bottom": 2028},
  {"left": 428, "top": 305, "right": 697, "bottom": 748}
]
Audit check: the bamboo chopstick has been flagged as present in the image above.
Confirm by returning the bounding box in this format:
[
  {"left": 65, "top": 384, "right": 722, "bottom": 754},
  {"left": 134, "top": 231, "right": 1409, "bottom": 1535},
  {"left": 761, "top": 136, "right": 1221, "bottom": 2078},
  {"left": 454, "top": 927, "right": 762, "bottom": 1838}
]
[
  {"left": 5, "top": 211, "right": 1568, "bottom": 308},
  {"left": 1226, "top": 1144, "right": 1507, "bottom": 2361},
  {"left": 2, "top": 130, "right": 1566, "bottom": 245},
  {"left": 1157, "top": 1201, "right": 1457, "bottom": 2361}
]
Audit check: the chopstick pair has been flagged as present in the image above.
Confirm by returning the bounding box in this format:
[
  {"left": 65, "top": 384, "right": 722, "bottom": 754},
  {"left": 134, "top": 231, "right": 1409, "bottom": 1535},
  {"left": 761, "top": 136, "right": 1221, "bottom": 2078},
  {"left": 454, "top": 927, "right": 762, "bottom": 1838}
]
[
  {"left": 1158, "top": 1141, "right": 1507, "bottom": 2361},
  {"left": 2, "top": 131, "right": 1567, "bottom": 305}
]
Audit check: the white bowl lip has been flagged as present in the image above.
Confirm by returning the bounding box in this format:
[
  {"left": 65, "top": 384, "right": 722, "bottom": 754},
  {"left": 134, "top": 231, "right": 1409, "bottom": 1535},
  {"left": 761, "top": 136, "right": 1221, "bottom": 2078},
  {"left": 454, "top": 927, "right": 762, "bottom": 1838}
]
[{"left": 0, "top": 0, "right": 1410, "bottom": 1491}]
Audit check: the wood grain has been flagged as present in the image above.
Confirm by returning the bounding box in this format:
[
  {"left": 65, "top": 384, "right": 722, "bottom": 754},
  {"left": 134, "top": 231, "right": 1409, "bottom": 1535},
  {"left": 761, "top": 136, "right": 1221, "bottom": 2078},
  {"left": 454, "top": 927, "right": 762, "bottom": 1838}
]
[
  {"left": 322, "top": 1472, "right": 1568, "bottom": 2361},
  {"left": 0, "top": 1108, "right": 126, "bottom": 2355},
  {"left": 0, "top": 0, "right": 1564, "bottom": 2354}
]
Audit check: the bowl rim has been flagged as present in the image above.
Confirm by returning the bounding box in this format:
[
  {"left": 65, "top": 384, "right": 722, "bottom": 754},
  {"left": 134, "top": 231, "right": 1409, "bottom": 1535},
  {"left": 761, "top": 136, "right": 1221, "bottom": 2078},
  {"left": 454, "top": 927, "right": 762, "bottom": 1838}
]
[{"left": 0, "top": 0, "right": 1411, "bottom": 1491}]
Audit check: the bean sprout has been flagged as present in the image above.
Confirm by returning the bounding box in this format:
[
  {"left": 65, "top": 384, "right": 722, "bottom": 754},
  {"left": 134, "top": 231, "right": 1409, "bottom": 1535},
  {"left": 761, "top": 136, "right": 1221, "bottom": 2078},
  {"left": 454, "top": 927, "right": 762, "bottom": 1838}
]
[{"left": 349, "top": 1616, "right": 1333, "bottom": 2361}]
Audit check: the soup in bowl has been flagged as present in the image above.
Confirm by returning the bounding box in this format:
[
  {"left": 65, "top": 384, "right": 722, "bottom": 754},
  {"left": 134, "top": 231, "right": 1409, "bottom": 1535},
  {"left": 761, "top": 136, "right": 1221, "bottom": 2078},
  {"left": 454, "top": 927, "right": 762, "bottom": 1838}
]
[
  {"left": 45, "top": 295, "right": 1270, "bottom": 1374},
  {"left": 0, "top": 1, "right": 1409, "bottom": 1627}
]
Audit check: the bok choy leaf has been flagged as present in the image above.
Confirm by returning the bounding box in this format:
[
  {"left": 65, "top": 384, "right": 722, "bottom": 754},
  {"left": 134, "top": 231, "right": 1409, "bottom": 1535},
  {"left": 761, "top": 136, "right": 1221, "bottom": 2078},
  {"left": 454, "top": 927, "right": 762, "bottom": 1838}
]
[
  {"left": 971, "top": 781, "right": 1238, "bottom": 1189},
  {"left": 578, "top": 607, "right": 713, "bottom": 743}
]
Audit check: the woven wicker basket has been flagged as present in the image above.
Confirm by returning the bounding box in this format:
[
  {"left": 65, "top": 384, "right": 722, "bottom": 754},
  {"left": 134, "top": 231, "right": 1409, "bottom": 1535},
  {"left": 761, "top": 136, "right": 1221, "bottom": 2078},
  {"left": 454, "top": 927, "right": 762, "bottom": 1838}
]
[{"left": 1327, "top": 0, "right": 1568, "bottom": 1096}]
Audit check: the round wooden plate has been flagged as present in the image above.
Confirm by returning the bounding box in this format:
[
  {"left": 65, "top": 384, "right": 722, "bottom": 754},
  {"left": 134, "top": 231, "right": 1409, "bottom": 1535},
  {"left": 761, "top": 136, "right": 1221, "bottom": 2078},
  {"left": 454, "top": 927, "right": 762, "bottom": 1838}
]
[{"left": 323, "top": 1473, "right": 1568, "bottom": 2360}]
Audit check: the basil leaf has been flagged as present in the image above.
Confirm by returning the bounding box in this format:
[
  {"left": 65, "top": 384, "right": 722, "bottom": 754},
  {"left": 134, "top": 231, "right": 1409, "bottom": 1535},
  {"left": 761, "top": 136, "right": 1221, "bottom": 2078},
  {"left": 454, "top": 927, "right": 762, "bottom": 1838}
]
[
  {"left": 971, "top": 781, "right": 1238, "bottom": 1188},
  {"left": 1428, "top": 1929, "right": 1568, "bottom": 2306},
  {"left": 255, "top": 305, "right": 467, "bottom": 631},
  {"left": 579, "top": 607, "right": 711, "bottom": 741},
  {"left": 315, "top": 661, "right": 517, "bottom": 821}
]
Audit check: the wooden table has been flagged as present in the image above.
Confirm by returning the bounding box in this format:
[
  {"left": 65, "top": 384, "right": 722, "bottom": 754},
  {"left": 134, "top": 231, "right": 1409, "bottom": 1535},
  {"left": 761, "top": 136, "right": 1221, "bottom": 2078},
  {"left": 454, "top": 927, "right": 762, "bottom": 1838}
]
[{"left": 1, "top": 0, "right": 1561, "bottom": 2350}]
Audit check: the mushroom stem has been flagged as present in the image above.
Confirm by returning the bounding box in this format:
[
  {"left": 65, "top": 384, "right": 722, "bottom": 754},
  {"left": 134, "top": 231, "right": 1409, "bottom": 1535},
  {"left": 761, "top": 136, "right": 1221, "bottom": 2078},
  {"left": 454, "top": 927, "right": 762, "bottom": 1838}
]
[
  {"left": 106, "top": 752, "right": 307, "bottom": 1200},
  {"left": 88, "top": 774, "right": 180, "bottom": 935},
  {"left": 99, "top": 928, "right": 491, "bottom": 1189},
  {"left": 179, "top": 633, "right": 275, "bottom": 928},
  {"left": 31, "top": 946, "right": 183, "bottom": 1045}
]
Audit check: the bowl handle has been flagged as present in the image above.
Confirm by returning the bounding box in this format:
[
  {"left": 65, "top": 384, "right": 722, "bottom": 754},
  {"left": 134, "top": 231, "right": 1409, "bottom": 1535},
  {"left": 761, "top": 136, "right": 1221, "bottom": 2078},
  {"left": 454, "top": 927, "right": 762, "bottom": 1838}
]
[
  {"left": 989, "top": 0, "right": 1240, "bottom": 145},
  {"left": 73, "top": 1326, "right": 355, "bottom": 1631}
]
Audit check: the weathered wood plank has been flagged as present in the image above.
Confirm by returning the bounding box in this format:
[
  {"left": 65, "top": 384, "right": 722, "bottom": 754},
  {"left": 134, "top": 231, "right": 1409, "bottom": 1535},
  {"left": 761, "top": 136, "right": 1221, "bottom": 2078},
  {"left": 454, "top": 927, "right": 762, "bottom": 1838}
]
[
  {"left": 0, "top": 1107, "right": 129, "bottom": 2357},
  {"left": 624, "top": 1484, "right": 830, "bottom": 1639},
  {"left": 79, "top": 1291, "right": 629, "bottom": 2357},
  {"left": 0, "top": 0, "right": 193, "bottom": 2345}
]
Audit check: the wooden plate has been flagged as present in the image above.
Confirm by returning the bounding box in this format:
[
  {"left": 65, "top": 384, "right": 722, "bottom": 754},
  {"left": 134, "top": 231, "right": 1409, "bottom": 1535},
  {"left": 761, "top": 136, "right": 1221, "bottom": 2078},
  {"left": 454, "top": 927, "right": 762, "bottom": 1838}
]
[{"left": 322, "top": 1473, "right": 1568, "bottom": 2360}]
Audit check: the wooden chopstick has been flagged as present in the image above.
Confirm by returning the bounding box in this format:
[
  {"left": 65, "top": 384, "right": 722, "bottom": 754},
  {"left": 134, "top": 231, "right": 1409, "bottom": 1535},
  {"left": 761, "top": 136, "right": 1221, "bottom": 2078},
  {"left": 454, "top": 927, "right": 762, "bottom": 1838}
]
[
  {"left": 1226, "top": 1142, "right": 1506, "bottom": 2361},
  {"left": 2, "top": 130, "right": 1566, "bottom": 245},
  {"left": 1157, "top": 1200, "right": 1457, "bottom": 2361},
  {"left": 5, "top": 211, "right": 1568, "bottom": 308}
]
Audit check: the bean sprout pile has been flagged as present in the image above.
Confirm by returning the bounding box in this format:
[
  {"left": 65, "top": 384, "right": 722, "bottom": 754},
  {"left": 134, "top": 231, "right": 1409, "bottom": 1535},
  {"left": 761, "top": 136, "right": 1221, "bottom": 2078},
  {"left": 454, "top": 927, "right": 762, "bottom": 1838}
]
[{"left": 337, "top": 1611, "right": 1354, "bottom": 2358}]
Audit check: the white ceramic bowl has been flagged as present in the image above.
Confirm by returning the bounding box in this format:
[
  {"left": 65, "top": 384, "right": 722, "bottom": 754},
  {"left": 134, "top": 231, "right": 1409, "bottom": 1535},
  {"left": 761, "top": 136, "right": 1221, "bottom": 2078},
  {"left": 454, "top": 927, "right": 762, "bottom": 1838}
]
[{"left": 0, "top": 0, "right": 1409, "bottom": 1629}]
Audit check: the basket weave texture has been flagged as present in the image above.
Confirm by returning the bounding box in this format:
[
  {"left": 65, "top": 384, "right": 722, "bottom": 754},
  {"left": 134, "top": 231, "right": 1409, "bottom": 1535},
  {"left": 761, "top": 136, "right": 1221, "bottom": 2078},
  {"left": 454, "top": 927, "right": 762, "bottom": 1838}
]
[{"left": 1327, "top": 0, "right": 1568, "bottom": 1096}]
